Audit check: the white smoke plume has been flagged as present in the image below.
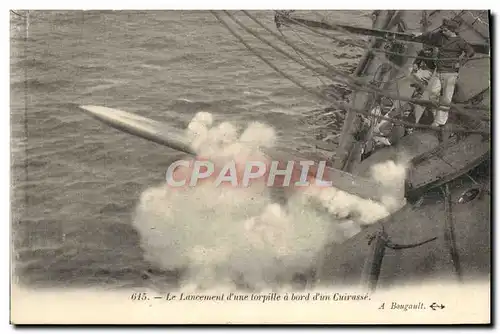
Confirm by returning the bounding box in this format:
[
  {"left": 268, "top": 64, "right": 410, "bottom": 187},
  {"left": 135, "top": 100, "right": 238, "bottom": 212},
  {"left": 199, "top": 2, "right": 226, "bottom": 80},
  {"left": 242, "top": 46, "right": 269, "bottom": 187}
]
[{"left": 132, "top": 112, "right": 407, "bottom": 290}]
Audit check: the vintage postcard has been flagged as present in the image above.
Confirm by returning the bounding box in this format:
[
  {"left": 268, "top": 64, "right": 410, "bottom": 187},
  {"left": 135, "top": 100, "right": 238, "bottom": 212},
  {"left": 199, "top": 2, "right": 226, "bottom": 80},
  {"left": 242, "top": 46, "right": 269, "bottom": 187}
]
[{"left": 10, "top": 9, "right": 491, "bottom": 324}]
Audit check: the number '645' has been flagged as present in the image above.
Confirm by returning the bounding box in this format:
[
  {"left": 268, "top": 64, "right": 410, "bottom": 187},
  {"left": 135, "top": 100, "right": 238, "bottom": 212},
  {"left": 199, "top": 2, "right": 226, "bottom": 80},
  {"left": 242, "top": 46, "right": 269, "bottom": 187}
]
[{"left": 130, "top": 292, "right": 148, "bottom": 301}]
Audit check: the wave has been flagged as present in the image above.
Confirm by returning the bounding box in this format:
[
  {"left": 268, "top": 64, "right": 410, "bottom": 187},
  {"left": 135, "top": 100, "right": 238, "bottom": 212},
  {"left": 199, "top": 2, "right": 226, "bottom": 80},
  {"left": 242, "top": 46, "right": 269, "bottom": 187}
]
[{"left": 11, "top": 78, "right": 73, "bottom": 94}]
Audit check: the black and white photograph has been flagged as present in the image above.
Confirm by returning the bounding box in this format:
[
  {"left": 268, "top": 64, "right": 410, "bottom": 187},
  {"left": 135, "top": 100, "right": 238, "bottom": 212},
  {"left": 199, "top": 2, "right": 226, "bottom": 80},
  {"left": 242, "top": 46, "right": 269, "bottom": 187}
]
[{"left": 10, "top": 8, "right": 491, "bottom": 324}]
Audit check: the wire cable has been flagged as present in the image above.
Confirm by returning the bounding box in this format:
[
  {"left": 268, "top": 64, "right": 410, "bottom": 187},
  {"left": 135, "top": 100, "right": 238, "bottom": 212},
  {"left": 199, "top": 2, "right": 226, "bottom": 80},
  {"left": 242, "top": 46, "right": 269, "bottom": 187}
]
[
  {"left": 212, "top": 11, "right": 489, "bottom": 135},
  {"left": 244, "top": 11, "right": 490, "bottom": 119}
]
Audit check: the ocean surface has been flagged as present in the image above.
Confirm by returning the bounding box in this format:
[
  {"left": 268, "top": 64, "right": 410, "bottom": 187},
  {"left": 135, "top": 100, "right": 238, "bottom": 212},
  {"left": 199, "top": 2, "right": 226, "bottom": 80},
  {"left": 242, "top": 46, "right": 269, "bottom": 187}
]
[{"left": 10, "top": 10, "right": 378, "bottom": 290}]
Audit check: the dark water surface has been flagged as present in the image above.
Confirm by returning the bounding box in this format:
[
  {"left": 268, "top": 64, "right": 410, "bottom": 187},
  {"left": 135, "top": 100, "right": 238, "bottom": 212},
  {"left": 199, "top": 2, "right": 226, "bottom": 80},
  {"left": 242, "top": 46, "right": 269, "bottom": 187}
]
[{"left": 11, "top": 10, "right": 372, "bottom": 289}]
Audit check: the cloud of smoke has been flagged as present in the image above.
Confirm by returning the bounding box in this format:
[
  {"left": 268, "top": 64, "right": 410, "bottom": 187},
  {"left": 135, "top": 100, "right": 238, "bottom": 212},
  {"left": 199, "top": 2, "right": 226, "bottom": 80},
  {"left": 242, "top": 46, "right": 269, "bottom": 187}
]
[{"left": 132, "top": 112, "right": 407, "bottom": 290}]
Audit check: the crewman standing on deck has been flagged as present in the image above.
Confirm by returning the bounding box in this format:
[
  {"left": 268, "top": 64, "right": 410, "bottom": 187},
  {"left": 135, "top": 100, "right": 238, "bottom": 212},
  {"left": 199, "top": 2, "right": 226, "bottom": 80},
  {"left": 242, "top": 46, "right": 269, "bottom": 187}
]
[
  {"left": 411, "top": 46, "right": 438, "bottom": 124},
  {"left": 411, "top": 18, "right": 475, "bottom": 127}
]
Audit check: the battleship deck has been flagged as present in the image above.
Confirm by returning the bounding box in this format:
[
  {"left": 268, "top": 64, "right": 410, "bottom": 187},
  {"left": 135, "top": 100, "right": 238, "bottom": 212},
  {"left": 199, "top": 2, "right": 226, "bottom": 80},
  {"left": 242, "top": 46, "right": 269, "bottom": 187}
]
[{"left": 313, "top": 10, "right": 490, "bottom": 288}]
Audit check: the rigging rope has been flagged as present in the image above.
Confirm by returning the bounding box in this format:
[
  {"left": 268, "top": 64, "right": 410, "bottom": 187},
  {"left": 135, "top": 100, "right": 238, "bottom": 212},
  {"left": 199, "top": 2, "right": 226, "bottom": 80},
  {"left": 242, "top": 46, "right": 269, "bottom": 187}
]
[
  {"left": 367, "top": 225, "right": 438, "bottom": 250},
  {"left": 451, "top": 11, "right": 489, "bottom": 41},
  {"left": 385, "top": 236, "right": 438, "bottom": 250},
  {"left": 278, "top": 12, "right": 490, "bottom": 108},
  {"left": 282, "top": 14, "right": 489, "bottom": 61},
  {"left": 276, "top": 25, "right": 331, "bottom": 91},
  {"left": 10, "top": 10, "right": 26, "bottom": 18},
  {"left": 227, "top": 12, "right": 354, "bottom": 94},
  {"left": 242, "top": 11, "right": 490, "bottom": 119},
  {"left": 248, "top": 11, "right": 490, "bottom": 117},
  {"left": 378, "top": 33, "right": 489, "bottom": 61},
  {"left": 290, "top": 28, "right": 335, "bottom": 84},
  {"left": 467, "top": 11, "right": 489, "bottom": 26},
  {"left": 289, "top": 18, "right": 489, "bottom": 65},
  {"left": 212, "top": 11, "right": 489, "bottom": 135},
  {"left": 278, "top": 13, "right": 490, "bottom": 115}
]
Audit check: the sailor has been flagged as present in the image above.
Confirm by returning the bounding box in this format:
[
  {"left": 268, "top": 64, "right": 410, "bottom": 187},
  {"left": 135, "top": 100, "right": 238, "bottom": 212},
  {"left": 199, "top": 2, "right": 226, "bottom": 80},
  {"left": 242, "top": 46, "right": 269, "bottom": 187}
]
[
  {"left": 410, "top": 47, "right": 438, "bottom": 124},
  {"left": 361, "top": 96, "right": 400, "bottom": 155},
  {"left": 411, "top": 19, "right": 475, "bottom": 127}
]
